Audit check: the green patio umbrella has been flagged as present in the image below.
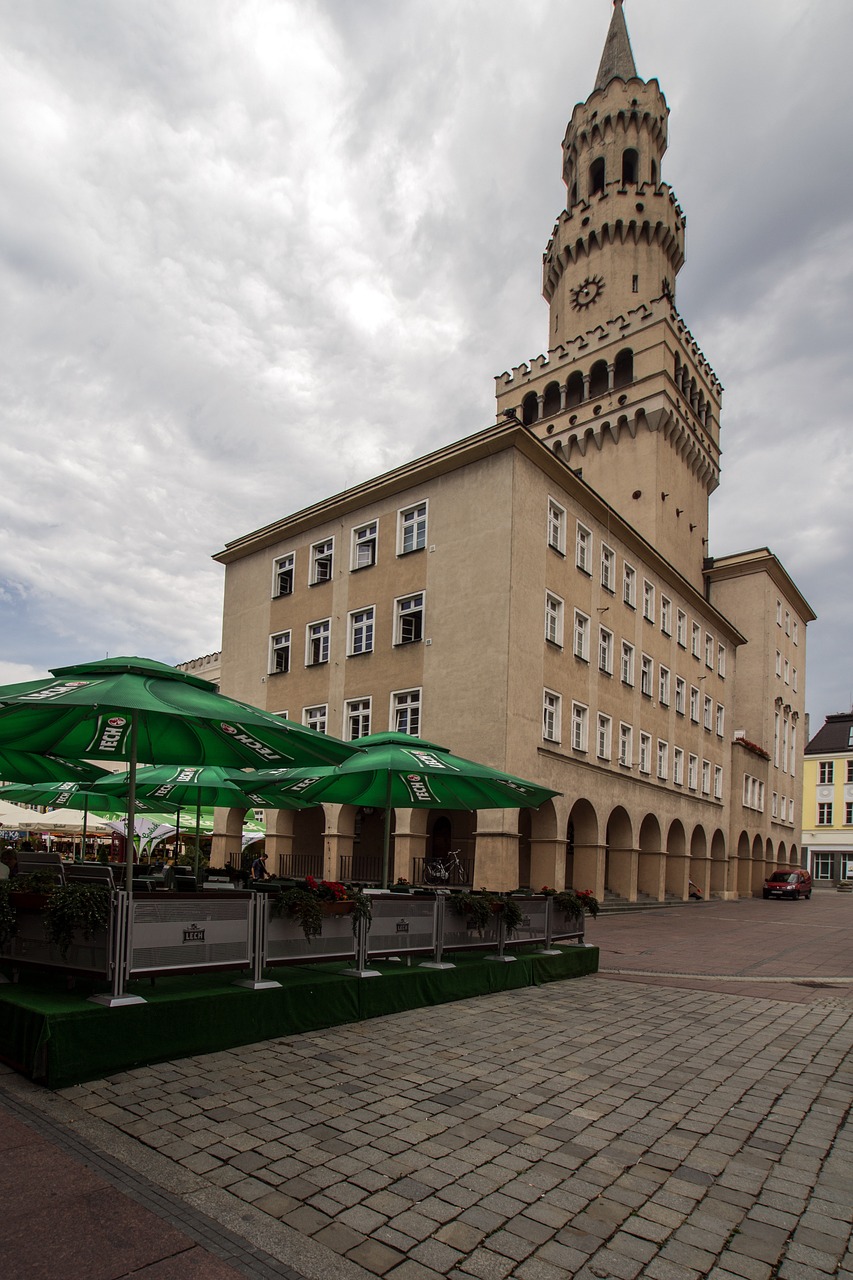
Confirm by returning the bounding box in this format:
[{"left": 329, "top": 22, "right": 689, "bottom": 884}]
[
  {"left": 0, "top": 781, "right": 173, "bottom": 862},
  {"left": 0, "top": 748, "right": 110, "bottom": 786},
  {"left": 242, "top": 732, "right": 560, "bottom": 888}
]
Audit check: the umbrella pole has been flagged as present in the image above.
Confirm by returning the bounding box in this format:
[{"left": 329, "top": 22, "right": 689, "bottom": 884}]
[
  {"left": 80, "top": 798, "right": 88, "bottom": 863},
  {"left": 126, "top": 711, "right": 138, "bottom": 903},
  {"left": 381, "top": 774, "right": 393, "bottom": 890},
  {"left": 174, "top": 806, "right": 181, "bottom": 863},
  {"left": 194, "top": 796, "right": 201, "bottom": 884}
]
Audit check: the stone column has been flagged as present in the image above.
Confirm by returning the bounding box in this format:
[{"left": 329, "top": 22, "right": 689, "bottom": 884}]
[
  {"left": 471, "top": 810, "right": 521, "bottom": 891},
  {"left": 637, "top": 849, "right": 666, "bottom": 900},
  {"left": 210, "top": 806, "right": 246, "bottom": 869},
  {"left": 392, "top": 810, "right": 429, "bottom": 885},
  {"left": 528, "top": 836, "right": 565, "bottom": 893},
  {"left": 572, "top": 843, "right": 605, "bottom": 900},
  {"left": 265, "top": 808, "right": 297, "bottom": 878}
]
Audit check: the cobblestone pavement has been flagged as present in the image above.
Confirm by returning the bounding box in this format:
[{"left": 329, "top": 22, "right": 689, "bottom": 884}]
[{"left": 2, "top": 895, "right": 851, "bottom": 1280}]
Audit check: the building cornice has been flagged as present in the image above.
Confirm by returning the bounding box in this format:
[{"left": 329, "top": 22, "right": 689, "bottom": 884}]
[{"left": 704, "top": 550, "right": 817, "bottom": 623}]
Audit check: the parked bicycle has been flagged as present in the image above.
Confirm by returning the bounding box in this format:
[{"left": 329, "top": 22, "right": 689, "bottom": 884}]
[{"left": 423, "top": 849, "right": 467, "bottom": 886}]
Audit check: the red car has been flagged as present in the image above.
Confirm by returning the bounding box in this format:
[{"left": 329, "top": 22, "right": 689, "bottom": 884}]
[{"left": 762, "top": 869, "right": 812, "bottom": 900}]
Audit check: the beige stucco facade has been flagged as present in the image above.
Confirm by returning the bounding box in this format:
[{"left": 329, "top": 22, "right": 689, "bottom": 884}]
[{"left": 212, "top": 4, "right": 815, "bottom": 898}]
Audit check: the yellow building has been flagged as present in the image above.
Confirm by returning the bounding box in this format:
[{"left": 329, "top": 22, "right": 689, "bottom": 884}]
[
  {"left": 802, "top": 714, "right": 853, "bottom": 884},
  {"left": 213, "top": 3, "right": 815, "bottom": 899}
]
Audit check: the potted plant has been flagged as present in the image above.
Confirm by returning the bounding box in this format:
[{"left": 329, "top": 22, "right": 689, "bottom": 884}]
[
  {"left": 9, "top": 869, "right": 61, "bottom": 910},
  {"left": 0, "top": 881, "right": 14, "bottom": 948},
  {"left": 42, "top": 883, "right": 111, "bottom": 960},
  {"left": 271, "top": 877, "right": 372, "bottom": 941},
  {"left": 544, "top": 887, "right": 600, "bottom": 919},
  {"left": 449, "top": 891, "right": 524, "bottom": 938}
]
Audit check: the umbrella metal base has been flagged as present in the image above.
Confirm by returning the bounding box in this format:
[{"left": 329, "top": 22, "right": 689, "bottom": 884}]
[
  {"left": 486, "top": 954, "right": 517, "bottom": 964},
  {"left": 419, "top": 961, "right": 456, "bottom": 970},
  {"left": 537, "top": 948, "right": 564, "bottom": 956},
  {"left": 87, "top": 993, "right": 147, "bottom": 1007},
  {"left": 233, "top": 978, "right": 282, "bottom": 990},
  {"left": 340, "top": 966, "right": 382, "bottom": 978}
]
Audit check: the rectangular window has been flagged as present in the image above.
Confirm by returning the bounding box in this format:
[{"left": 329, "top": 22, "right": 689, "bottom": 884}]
[
  {"left": 269, "top": 631, "right": 291, "bottom": 675},
  {"left": 576, "top": 522, "right": 592, "bottom": 574},
  {"left": 621, "top": 641, "right": 635, "bottom": 686},
  {"left": 817, "top": 802, "right": 832, "bottom": 825},
  {"left": 793, "top": 620, "right": 799, "bottom": 645},
  {"left": 393, "top": 688, "right": 421, "bottom": 736},
  {"left": 785, "top": 610, "right": 791, "bottom": 636},
  {"left": 847, "top": 761, "right": 853, "bottom": 784},
  {"left": 352, "top": 521, "right": 378, "bottom": 569},
  {"left": 574, "top": 610, "right": 590, "bottom": 662},
  {"left": 597, "top": 714, "right": 612, "bottom": 760},
  {"left": 676, "top": 609, "right": 687, "bottom": 648},
  {"left": 399, "top": 502, "right": 427, "bottom": 554},
  {"left": 704, "top": 695, "right": 713, "bottom": 731},
  {"left": 784, "top": 659, "right": 790, "bottom": 685},
  {"left": 623, "top": 563, "right": 636, "bottom": 608},
  {"left": 599, "top": 627, "right": 614, "bottom": 675},
  {"left": 395, "top": 593, "right": 424, "bottom": 645},
  {"left": 705, "top": 633, "right": 714, "bottom": 668},
  {"left": 792, "top": 668, "right": 798, "bottom": 693},
  {"left": 619, "top": 723, "right": 633, "bottom": 768},
  {"left": 548, "top": 499, "right": 566, "bottom": 554},
  {"left": 306, "top": 619, "right": 330, "bottom": 666},
  {"left": 601, "top": 544, "right": 615, "bottom": 592},
  {"left": 846, "top": 802, "right": 853, "bottom": 825},
  {"left": 571, "top": 702, "right": 589, "bottom": 753},
  {"left": 675, "top": 676, "right": 686, "bottom": 716},
  {"left": 659, "top": 666, "right": 671, "bottom": 706},
  {"left": 310, "top": 538, "right": 334, "bottom": 584},
  {"left": 714, "top": 765, "right": 723, "bottom": 800},
  {"left": 775, "top": 650, "right": 782, "bottom": 677},
  {"left": 688, "top": 754, "right": 698, "bottom": 791},
  {"left": 661, "top": 596, "right": 672, "bottom": 635},
  {"left": 716, "top": 704, "right": 725, "bottom": 737},
  {"left": 691, "top": 622, "right": 701, "bottom": 659},
  {"left": 776, "top": 599, "right": 782, "bottom": 626},
  {"left": 673, "top": 747, "right": 684, "bottom": 786},
  {"left": 639, "top": 732, "right": 651, "bottom": 774},
  {"left": 303, "top": 704, "right": 328, "bottom": 734},
  {"left": 641, "top": 654, "right": 653, "bottom": 698},
  {"left": 819, "top": 761, "right": 834, "bottom": 785},
  {"left": 643, "top": 580, "right": 655, "bottom": 622},
  {"left": 657, "top": 740, "right": 669, "bottom": 781},
  {"left": 545, "top": 593, "right": 564, "bottom": 646},
  {"left": 348, "top": 607, "right": 375, "bottom": 656},
  {"left": 273, "top": 553, "right": 294, "bottom": 597},
  {"left": 772, "top": 792, "right": 778, "bottom": 818},
  {"left": 702, "top": 760, "right": 711, "bottom": 795},
  {"left": 543, "top": 690, "right": 561, "bottom": 743},
  {"left": 717, "top": 643, "right": 726, "bottom": 678},
  {"left": 345, "top": 698, "right": 371, "bottom": 741},
  {"left": 690, "top": 686, "right": 700, "bottom": 723}
]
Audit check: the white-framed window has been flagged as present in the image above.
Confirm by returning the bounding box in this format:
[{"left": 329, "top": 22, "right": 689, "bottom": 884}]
[
  {"left": 788, "top": 799, "right": 795, "bottom": 824},
  {"left": 601, "top": 544, "right": 616, "bottom": 592},
  {"left": 687, "top": 753, "right": 698, "bottom": 791},
  {"left": 571, "top": 702, "right": 589, "bottom": 753},
  {"left": 543, "top": 690, "right": 562, "bottom": 743},
  {"left": 303, "top": 704, "right": 328, "bottom": 734},
  {"left": 704, "top": 695, "right": 713, "bottom": 731},
  {"left": 775, "top": 650, "right": 782, "bottom": 677},
  {"left": 714, "top": 765, "right": 723, "bottom": 800},
  {"left": 782, "top": 715, "right": 789, "bottom": 774},
  {"left": 344, "top": 698, "right": 371, "bottom": 740},
  {"left": 548, "top": 498, "right": 566, "bottom": 554},
  {"left": 619, "top": 723, "right": 633, "bottom": 767},
  {"left": 392, "top": 688, "right": 421, "bottom": 735},
  {"left": 659, "top": 666, "right": 671, "bottom": 706},
  {"left": 676, "top": 609, "right": 687, "bottom": 648},
  {"left": 818, "top": 802, "right": 832, "bottom": 825},
  {"left": 273, "top": 553, "right": 294, "bottom": 598},
  {"left": 689, "top": 686, "right": 700, "bottom": 723},
  {"left": 661, "top": 596, "right": 672, "bottom": 635},
  {"left": 599, "top": 627, "right": 614, "bottom": 675},
  {"left": 793, "top": 620, "right": 799, "bottom": 645},
  {"left": 597, "top": 713, "right": 612, "bottom": 760},
  {"left": 705, "top": 633, "right": 714, "bottom": 668},
  {"left": 574, "top": 610, "right": 590, "bottom": 661},
  {"left": 639, "top": 732, "right": 652, "bottom": 774},
  {"left": 783, "top": 658, "right": 790, "bottom": 685},
  {"left": 545, "top": 593, "right": 564, "bottom": 646},
  {"left": 675, "top": 676, "right": 686, "bottom": 716},
  {"left": 776, "top": 599, "right": 782, "bottom": 626},
  {"left": 269, "top": 631, "right": 291, "bottom": 675},
  {"left": 310, "top": 538, "right": 334, "bottom": 584},
  {"left": 772, "top": 791, "right": 778, "bottom": 818},
  {"left": 576, "top": 522, "right": 592, "bottom": 574},
  {"left": 621, "top": 641, "right": 635, "bottom": 686},
  {"left": 623, "top": 563, "right": 636, "bottom": 608},
  {"left": 846, "top": 802, "right": 853, "bottom": 825},
  {"left": 398, "top": 502, "right": 427, "bottom": 555},
  {"left": 717, "top": 643, "right": 726, "bottom": 678},
  {"left": 641, "top": 654, "right": 653, "bottom": 698},
  {"left": 701, "top": 760, "right": 711, "bottom": 795},
  {"left": 774, "top": 712, "right": 781, "bottom": 767},
  {"left": 792, "top": 668, "right": 798, "bottom": 693},
  {"left": 780, "top": 795, "right": 787, "bottom": 820},
  {"left": 395, "top": 593, "right": 424, "bottom": 645},
  {"left": 848, "top": 762, "right": 853, "bottom": 784},
  {"left": 352, "top": 521, "right": 378, "bottom": 570},
  {"left": 785, "top": 609, "right": 791, "bottom": 636},
  {"left": 716, "top": 704, "right": 725, "bottom": 737},
  {"left": 819, "top": 761, "right": 834, "bottom": 785},
  {"left": 657, "top": 740, "right": 669, "bottom": 781},
  {"left": 673, "top": 747, "right": 684, "bottom": 786},
  {"left": 790, "top": 723, "right": 797, "bottom": 777},
  {"left": 743, "top": 775, "right": 764, "bottom": 811},
  {"left": 643, "top": 579, "right": 655, "bottom": 622},
  {"left": 691, "top": 622, "right": 701, "bottom": 659},
  {"left": 348, "top": 607, "right": 375, "bottom": 656},
  {"left": 306, "top": 619, "right": 331, "bottom": 666}
]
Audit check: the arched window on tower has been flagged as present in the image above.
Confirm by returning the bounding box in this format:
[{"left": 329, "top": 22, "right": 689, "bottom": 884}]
[
  {"left": 570, "top": 181, "right": 578, "bottom": 206},
  {"left": 651, "top": 158, "right": 658, "bottom": 187},
  {"left": 542, "top": 381, "right": 561, "bottom": 418},
  {"left": 566, "top": 371, "right": 584, "bottom": 408},
  {"left": 590, "top": 360, "right": 609, "bottom": 398},
  {"left": 589, "top": 157, "right": 605, "bottom": 197},
  {"left": 621, "top": 149, "right": 638, "bottom": 186},
  {"left": 522, "top": 391, "right": 539, "bottom": 425},
  {"left": 614, "top": 348, "right": 634, "bottom": 389}
]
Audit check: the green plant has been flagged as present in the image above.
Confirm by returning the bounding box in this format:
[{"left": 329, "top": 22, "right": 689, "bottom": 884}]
[
  {"left": 0, "top": 882, "right": 15, "bottom": 948},
  {"left": 551, "top": 888, "right": 600, "bottom": 919},
  {"left": 43, "top": 883, "right": 111, "bottom": 960},
  {"left": 449, "top": 891, "right": 525, "bottom": 937},
  {"left": 271, "top": 887, "right": 323, "bottom": 940},
  {"left": 13, "top": 869, "right": 61, "bottom": 895},
  {"left": 498, "top": 895, "right": 524, "bottom": 936}
]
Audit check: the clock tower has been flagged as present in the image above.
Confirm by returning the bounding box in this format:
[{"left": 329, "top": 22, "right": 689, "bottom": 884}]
[{"left": 496, "top": 0, "right": 722, "bottom": 589}]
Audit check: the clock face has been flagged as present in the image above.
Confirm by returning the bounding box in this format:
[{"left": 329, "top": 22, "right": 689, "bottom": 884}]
[{"left": 570, "top": 275, "right": 604, "bottom": 310}]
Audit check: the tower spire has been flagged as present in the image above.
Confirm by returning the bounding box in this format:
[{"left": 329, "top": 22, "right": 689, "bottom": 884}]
[{"left": 594, "top": 0, "right": 637, "bottom": 92}]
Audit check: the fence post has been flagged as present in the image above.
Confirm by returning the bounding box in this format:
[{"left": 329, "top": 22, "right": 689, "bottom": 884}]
[
  {"left": 340, "top": 910, "right": 381, "bottom": 978},
  {"left": 88, "top": 891, "right": 146, "bottom": 1007},
  {"left": 538, "top": 897, "right": 562, "bottom": 955},
  {"left": 420, "top": 894, "right": 455, "bottom": 970},
  {"left": 234, "top": 894, "right": 282, "bottom": 990}
]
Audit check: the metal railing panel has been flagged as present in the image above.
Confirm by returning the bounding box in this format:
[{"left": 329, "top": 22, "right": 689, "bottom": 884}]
[{"left": 128, "top": 893, "right": 253, "bottom": 975}]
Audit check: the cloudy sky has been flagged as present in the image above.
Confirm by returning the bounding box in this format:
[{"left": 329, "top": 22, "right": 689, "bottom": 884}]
[{"left": 1, "top": 0, "right": 851, "bottom": 733}]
